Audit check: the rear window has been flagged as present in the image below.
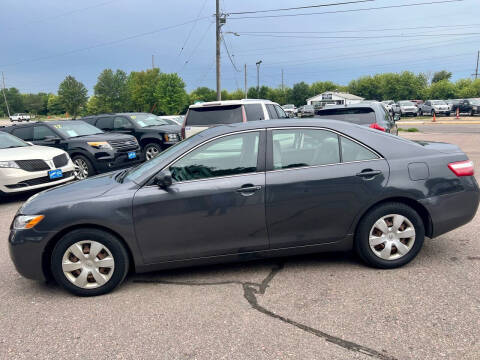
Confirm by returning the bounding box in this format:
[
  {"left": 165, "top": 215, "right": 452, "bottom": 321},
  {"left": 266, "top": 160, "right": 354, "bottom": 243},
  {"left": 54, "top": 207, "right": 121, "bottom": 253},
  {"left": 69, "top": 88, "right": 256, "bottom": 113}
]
[
  {"left": 316, "top": 107, "right": 375, "bottom": 125},
  {"left": 186, "top": 105, "right": 242, "bottom": 126},
  {"left": 244, "top": 104, "right": 265, "bottom": 121}
]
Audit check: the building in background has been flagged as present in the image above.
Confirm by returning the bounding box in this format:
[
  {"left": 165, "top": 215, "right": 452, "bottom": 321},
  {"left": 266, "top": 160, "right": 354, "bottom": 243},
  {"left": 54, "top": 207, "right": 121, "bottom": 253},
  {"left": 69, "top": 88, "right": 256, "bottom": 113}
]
[{"left": 307, "top": 91, "right": 364, "bottom": 109}]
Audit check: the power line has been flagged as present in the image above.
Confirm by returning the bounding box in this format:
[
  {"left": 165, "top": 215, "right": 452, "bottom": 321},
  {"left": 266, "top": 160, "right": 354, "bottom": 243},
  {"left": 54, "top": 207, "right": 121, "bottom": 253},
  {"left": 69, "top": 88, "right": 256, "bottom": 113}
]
[
  {"left": 227, "top": 0, "right": 375, "bottom": 15},
  {"left": 177, "top": 0, "right": 209, "bottom": 56},
  {"left": 180, "top": 21, "right": 215, "bottom": 72},
  {"left": 221, "top": 35, "right": 241, "bottom": 72},
  {"left": 234, "top": 31, "right": 480, "bottom": 39},
  {"left": 0, "top": 16, "right": 211, "bottom": 68},
  {"left": 228, "top": 0, "right": 463, "bottom": 19}
]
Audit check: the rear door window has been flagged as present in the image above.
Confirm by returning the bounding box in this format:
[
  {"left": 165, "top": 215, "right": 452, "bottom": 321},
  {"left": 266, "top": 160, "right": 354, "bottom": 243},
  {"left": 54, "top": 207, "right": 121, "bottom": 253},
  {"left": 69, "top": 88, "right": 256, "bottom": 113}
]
[
  {"left": 96, "top": 117, "right": 114, "bottom": 130},
  {"left": 316, "top": 108, "right": 376, "bottom": 125},
  {"left": 11, "top": 127, "right": 33, "bottom": 141},
  {"left": 266, "top": 104, "right": 277, "bottom": 119},
  {"left": 244, "top": 104, "right": 265, "bottom": 121},
  {"left": 186, "top": 105, "right": 243, "bottom": 126}
]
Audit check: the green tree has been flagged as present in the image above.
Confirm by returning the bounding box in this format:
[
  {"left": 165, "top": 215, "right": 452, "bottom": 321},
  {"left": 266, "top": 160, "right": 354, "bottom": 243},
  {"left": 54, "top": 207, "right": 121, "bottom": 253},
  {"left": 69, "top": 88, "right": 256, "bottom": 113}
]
[
  {"left": 155, "top": 73, "right": 188, "bottom": 115},
  {"left": 127, "top": 68, "right": 162, "bottom": 112},
  {"left": 229, "top": 88, "right": 245, "bottom": 100},
  {"left": 57, "top": 76, "right": 88, "bottom": 118},
  {"left": 289, "top": 82, "right": 312, "bottom": 107},
  {"left": 431, "top": 70, "right": 452, "bottom": 84},
  {"left": 427, "top": 79, "right": 456, "bottom": 99},
  {"left": 22, "top": 93, "right": 48, "bottom": 115},
  {"left": 47, "top": 94, "right": 65, "bottom": 115},
  {"left": 189, "top": 87, "right": 217, "bottom": 103},
  {"left": 94, "top": 69, "right": 129, "bottom": 112},
  {"left": 310, "top": 81, "right": 339, "bottom": 96},
  {"left": 86, "top": 96, "right": 103, "bottom": 115},
  {"left": 0, "top": 87, "right": 23, "bottom": 116}
]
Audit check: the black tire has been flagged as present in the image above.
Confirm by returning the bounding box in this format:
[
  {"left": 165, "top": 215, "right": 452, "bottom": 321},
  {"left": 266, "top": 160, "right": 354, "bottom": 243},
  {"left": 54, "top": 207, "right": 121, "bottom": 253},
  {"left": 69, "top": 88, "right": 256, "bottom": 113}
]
[
  {"left": 446, "top": 112, "right": 451, "bottom": 117},
  {"left": 51, "top": 228, "right": 129, "bottom": 296},
  {"left": 419, "top": 110, "right": 423, "bottom": 116},
  {"left": 431, "top": 110, "right": 435, "bottom": 116},
  {"left": 471, "top": 110, "right": 475, "bottom": 117},
  {"left": 354, "top": 202, "right": 425, "bottom": 269},
  {"left": 71, "top": 155, "right": 94, "bottom": 180},
  {"left": 143, "top": 142, "right": 162, "bottom": 161}
]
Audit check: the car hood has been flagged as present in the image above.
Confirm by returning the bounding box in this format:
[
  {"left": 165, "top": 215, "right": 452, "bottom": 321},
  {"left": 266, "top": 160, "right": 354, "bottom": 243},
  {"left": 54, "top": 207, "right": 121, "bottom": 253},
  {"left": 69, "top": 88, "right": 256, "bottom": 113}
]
[
  {"left": 69, "top": 133, "right": 136, "bottom": 142},
  {"left": 142, "top": 124, "right": 181, "bottom": 133},
  {"left": 0, "top": 145, "right": 66, "bottom": 161},
  {"left": 20, "top": 172, "right": 120, "bottom": 214}
]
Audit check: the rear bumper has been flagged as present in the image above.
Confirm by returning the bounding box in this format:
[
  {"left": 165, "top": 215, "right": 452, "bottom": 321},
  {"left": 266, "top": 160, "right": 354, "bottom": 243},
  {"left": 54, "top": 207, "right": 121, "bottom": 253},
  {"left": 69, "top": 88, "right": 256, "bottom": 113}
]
[{"left": 420, "top": 178, "right": 480, "bottom": 238}]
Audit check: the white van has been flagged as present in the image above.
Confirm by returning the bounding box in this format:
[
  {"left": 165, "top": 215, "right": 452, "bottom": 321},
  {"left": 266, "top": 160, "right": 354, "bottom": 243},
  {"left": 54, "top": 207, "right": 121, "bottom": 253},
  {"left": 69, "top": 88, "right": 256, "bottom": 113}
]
[{"left": 182, "top": 99, "right": 288, "bottom": 138}]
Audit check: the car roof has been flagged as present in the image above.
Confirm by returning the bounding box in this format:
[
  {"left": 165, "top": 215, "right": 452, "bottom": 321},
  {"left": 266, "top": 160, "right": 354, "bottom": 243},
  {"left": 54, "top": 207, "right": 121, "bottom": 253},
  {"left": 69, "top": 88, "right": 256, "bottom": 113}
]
[
  {"left": 189, "top": 99, "right": 277, "bottom": 108},
  {"left": 82, "top": 112, "right": 152, "bottom": 118}
]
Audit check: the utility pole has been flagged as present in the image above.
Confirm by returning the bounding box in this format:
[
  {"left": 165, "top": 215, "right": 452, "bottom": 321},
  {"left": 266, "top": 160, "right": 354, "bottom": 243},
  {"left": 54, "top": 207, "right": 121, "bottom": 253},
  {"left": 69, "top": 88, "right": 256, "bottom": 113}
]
[
  {"left": 152, "top": 55, "right": 155, "bottom": 69},
  {"left": 476, "top": 50, "right": 479, "bottom": 79},
  {"left": 244, "top": 64, "right": 247, "bottom": 99},
  {"left": 1, "top": 72, "right": 10, "bottom": 118},
  {"left": 281, "top": 69, "right": 285, "bottom": 104},
  {"left": 215, "top": 0, "right": 221, "bottom": 100},
  {"left": 256, "top": 60, "right": 262, "bottom": 96}
]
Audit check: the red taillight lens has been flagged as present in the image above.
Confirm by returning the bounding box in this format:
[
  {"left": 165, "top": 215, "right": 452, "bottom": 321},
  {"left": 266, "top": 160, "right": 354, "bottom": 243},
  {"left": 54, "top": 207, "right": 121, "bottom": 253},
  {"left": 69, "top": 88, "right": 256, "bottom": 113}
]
[
  {"left": 448, "top": 160, "right": 474, "bottom": 177},
  {"left": 369, "top": 123, "right": 386, "bottom": 132}
]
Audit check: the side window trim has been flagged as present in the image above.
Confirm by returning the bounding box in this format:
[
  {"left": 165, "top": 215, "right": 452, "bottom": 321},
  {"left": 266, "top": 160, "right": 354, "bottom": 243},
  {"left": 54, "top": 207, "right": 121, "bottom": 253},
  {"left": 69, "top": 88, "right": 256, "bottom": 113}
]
[
  {"left": 151, "top": 129, "right": 266, "bottom": 185},
  {"left": 266, "top": 126, "right": 382, "bottom": 172}
]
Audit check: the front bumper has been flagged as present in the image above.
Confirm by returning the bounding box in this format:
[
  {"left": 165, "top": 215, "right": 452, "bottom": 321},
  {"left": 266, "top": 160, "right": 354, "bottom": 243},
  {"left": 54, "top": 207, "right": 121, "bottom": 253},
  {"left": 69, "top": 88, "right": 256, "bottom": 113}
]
[
  {"left": 420, "top": 178, "right": 480, "bottom": 238},
  {"left": 94, "top": 149, "right": 142, "bottom": 173},
  {"left": 9, "top": 227, "right": 55, "bottom": 281},
  {"left": 433, "top": 108, "right": 450, "bottom": 114},
  {"left": 0, "top": 163, "right": 75, "bottom": 194}
]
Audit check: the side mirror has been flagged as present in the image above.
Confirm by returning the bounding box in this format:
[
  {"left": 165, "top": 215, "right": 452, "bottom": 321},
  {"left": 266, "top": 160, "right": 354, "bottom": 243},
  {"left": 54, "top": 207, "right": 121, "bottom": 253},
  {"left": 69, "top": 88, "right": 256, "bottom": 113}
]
[
  {"left": 153, "top": 170, "right": 172, "bottom": 188},
  {"left": 393, "top": 114, "right": 400, "bottom": 122}
]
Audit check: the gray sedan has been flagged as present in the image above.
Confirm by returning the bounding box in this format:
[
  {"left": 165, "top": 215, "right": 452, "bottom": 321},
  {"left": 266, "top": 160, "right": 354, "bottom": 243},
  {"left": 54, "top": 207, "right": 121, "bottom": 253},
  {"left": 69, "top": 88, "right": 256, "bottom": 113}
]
[{"left": 9, "top": 119, "right": 479, "bottom": 296}]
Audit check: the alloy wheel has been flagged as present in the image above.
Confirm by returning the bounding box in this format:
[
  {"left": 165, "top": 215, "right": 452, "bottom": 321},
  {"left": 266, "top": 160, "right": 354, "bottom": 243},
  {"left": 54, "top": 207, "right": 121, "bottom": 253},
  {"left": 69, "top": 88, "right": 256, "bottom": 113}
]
[
  {"left": 61, "top": 240, "right": 115, "bottom": 289},
  {"left": 369, "top": 214, "right": 416, "bottom": 261},
  {"left": 145, "top": 146, "right": 159, "bottom": 161},
  {"left": 73, "top": 158, "right": 89, "bottom": 180}
]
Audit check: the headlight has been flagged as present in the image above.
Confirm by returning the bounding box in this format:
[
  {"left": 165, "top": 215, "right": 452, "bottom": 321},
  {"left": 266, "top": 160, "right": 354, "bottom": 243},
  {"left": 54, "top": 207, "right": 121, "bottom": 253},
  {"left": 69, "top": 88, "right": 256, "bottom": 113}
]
[
  {"left": 0, "top": 161, "right": 20, "bottom": 169},
  {"left": 164, "top": 133, "right": 179, "bottom": 142},
  {"left": 87, "top": 141, "right": 113, "bottom": 150},
  {"left": 13, "top": 215, "right": 45, "bottom": 230}
]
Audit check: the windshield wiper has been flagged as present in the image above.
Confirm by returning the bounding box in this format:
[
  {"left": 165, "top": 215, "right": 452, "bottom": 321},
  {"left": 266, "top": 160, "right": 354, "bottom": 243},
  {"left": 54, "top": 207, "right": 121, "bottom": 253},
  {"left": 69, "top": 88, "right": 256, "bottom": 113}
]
[{"left": 115, "top": 169, "right": 129, "bottom": 183}]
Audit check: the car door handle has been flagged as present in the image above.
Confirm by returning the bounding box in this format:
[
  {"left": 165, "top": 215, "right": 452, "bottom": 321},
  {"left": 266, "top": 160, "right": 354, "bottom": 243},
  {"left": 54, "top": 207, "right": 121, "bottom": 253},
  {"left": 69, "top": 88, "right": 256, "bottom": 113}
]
[
  {"left": 236, "top": 185, "right": 262, "bottom": 194},
  {"left": 356, "top": 170, "right": 382, "bottom": 178}
]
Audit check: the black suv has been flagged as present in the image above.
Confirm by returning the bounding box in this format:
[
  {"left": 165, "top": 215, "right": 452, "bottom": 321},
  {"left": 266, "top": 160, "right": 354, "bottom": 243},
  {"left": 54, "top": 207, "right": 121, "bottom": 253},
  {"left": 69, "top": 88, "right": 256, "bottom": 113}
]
[
  {"left": 0, "top": 121, "right": 141, "bottom": 179},
  {"left": 81, "top": 113, "right": 181, "bottom": 160},
  {"left": 316, "top": 102, "right": 398, "bottom": 135}
]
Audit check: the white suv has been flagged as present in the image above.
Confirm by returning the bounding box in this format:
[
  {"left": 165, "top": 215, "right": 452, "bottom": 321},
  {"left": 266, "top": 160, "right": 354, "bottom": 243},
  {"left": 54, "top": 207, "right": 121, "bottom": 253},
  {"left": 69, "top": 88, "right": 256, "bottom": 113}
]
[
  {"left": 0, "top": 132, "right": 75, "bottom": 194},
  {"left": 182, "top": 99, "right": 288, "bottom": 138}
]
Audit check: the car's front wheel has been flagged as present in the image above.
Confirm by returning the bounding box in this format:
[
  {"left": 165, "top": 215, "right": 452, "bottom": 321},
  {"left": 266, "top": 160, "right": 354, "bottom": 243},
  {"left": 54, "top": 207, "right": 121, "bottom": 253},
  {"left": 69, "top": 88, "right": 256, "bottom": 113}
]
[
  {"left": 72, "top": 155, "right": 93, "bottom": 180},
  {"left": 51, "top": 229, "right": 129, "bottom": 296},
  {"left": 144, "top": 143, "right": 162, "bottom": 161},
  {"left": 355, "top": 202, "right": 424, "bottom": 269}
]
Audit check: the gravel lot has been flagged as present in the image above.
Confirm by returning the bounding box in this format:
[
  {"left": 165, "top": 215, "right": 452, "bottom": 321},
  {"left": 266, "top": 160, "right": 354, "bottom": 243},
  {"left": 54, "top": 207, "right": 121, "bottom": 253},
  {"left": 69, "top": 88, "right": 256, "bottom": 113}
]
[{"left": 1, "top": 125, "right": 479, "bottom": 360}]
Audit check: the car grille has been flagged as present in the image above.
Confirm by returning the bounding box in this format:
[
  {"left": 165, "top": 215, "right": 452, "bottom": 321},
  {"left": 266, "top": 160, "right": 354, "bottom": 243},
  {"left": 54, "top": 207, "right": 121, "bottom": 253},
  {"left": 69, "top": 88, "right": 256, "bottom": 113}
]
[
  {"left": 53, "top": 153, "right": 69, "bottom": 168},
  {"left": 5, "top": 171, "right": 74, "bottom": 189},
  {"left": 108, "top": 139, "right": 138, "bottom": 152},
  {"left": 15, "top": 159, "right": 50, "bottom": 172}
]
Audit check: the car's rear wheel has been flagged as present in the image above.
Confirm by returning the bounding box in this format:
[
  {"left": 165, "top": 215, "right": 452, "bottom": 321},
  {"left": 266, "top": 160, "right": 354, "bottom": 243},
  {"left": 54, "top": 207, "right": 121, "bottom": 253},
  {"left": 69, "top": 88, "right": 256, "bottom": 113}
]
[
  {"left": 355, "top": 202, "right": 424, "bottom": 269},
  {"left": 51, "top": 229, "right": 129, "bottom": 296},
  {"left": 144, "top": 143, "right": 162, "bottom": 161},
  {"left": 431, "top": 110, "right": 435, "bottom": 116},
  {"left": 72, "top": 155, "right": 93, "bottom": 180}
]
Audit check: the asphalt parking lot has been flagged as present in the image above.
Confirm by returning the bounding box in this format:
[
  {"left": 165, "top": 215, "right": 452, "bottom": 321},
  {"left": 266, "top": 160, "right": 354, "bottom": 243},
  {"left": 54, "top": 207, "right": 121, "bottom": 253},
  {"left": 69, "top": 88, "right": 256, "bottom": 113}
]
[{"left": 1, "top": 125, "right": 479, "bottom": 360}]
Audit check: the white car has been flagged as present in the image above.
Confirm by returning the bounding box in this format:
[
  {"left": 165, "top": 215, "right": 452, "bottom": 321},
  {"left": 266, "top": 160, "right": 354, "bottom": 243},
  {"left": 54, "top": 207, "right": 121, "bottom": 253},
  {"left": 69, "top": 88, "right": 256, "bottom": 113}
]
[
  {"left": 9, "top": 113, "right": 31, "bottom": 122},
  {"left": 158, "top": 115, "right": 184, "bottom": 126},
  {"left": 0, "top": 132, "right": 75, "bottom": 194},
  {"left": 183, "top": 99, "right": 287, "bottom": 138},
  {"left": 282, "top": 104, "right": 297, "bottom": 117}
]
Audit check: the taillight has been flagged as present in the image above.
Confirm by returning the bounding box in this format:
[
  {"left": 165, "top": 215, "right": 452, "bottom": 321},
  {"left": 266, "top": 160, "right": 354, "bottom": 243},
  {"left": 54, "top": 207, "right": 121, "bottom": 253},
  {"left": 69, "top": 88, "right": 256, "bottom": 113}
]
[
  {"left": 369, "top": 123, "right": 386, "bottom": 132},
  {"left": 448, "top": 160, "right": 474, "bottom": 177},
  {"left": 241, "top": 105, "right": 247, "bottom": 122}
]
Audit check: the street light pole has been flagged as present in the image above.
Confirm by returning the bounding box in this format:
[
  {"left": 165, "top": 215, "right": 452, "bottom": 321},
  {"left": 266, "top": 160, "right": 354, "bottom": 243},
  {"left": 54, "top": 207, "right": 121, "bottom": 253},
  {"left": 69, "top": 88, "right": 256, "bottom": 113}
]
[
  {"left": 256, "top": 60, "right": 262, "bottom": 96},
  {"left": 215, "top": 0, "right": 221, "bottom": 100}
]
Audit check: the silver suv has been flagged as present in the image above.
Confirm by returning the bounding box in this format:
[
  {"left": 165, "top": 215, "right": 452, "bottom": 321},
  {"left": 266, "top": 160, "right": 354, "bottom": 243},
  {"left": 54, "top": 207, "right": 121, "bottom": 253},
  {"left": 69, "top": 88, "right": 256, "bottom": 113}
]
[{"left": 418, "top": 100, "right": 451, "bottom": 116}]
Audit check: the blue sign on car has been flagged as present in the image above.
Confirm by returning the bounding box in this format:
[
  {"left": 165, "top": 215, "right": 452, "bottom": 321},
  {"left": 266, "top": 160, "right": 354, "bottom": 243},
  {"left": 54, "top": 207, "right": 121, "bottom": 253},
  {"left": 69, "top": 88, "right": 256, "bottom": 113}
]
[
  {"left": 48, "top": 169, "right": 63, "bottom": 180},
  {"left": 128, "top": 151, "right": 136, "bottom": 160}
]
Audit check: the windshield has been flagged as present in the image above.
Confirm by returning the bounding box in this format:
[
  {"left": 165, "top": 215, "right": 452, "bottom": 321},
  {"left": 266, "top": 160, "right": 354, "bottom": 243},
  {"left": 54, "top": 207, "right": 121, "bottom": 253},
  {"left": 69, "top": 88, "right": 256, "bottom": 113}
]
[
  {"left": 0, "top": 132, "right": 29, "bottom": 149},
  {"left": 123, "top": 136, "right": 198, "bottom": 182},
  {"left": 130, "top": 114, "right": 169, "bottom": 127},
  {"left": 431, "top": 100, "right": 446, "bottom": 105},
  {"left": 283, "top": 104, "right": 294, "bottom": 109},
  {"left": 51, "top": 122, "right": 103, "bottom": 138},
  {"left": 399, "top": 101, "right": 415, "bottom": 106},
  {"left": 304, "top": 105, "right": 314, "bottom": 110},
  {"left": 186, "top": 105, "right": 243, "bottom": 126}
]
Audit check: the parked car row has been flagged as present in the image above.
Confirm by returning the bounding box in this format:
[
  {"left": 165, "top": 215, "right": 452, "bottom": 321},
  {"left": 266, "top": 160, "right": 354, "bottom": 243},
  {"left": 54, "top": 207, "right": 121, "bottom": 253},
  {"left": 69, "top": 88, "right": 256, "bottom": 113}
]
[{"left": 380, "top": 98, "right": 480, "bottom": 117}]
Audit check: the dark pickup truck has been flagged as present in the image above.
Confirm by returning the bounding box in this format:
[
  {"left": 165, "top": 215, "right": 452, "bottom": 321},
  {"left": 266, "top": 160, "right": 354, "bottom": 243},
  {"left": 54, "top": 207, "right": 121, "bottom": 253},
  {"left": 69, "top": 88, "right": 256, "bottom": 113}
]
[
  {"left": 0, "top": 121, "right": 141, "bottom": 179},
  {"left": 450, "top": 99, "right": 480, "bottom": 116}
]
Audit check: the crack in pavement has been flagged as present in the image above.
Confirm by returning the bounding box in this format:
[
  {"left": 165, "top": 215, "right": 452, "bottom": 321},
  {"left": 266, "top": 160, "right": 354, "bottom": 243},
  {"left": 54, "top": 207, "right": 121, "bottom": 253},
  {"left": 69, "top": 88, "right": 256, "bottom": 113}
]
[{"left": 133, "top": 264, "right": 396, "bottom": 360}]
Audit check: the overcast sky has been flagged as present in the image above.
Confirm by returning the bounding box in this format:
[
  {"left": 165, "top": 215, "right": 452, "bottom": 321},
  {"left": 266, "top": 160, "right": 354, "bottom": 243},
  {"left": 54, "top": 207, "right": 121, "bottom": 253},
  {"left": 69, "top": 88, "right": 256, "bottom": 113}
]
[{"left": 1, "top": 0, "right": 479, "bottom": 94}]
